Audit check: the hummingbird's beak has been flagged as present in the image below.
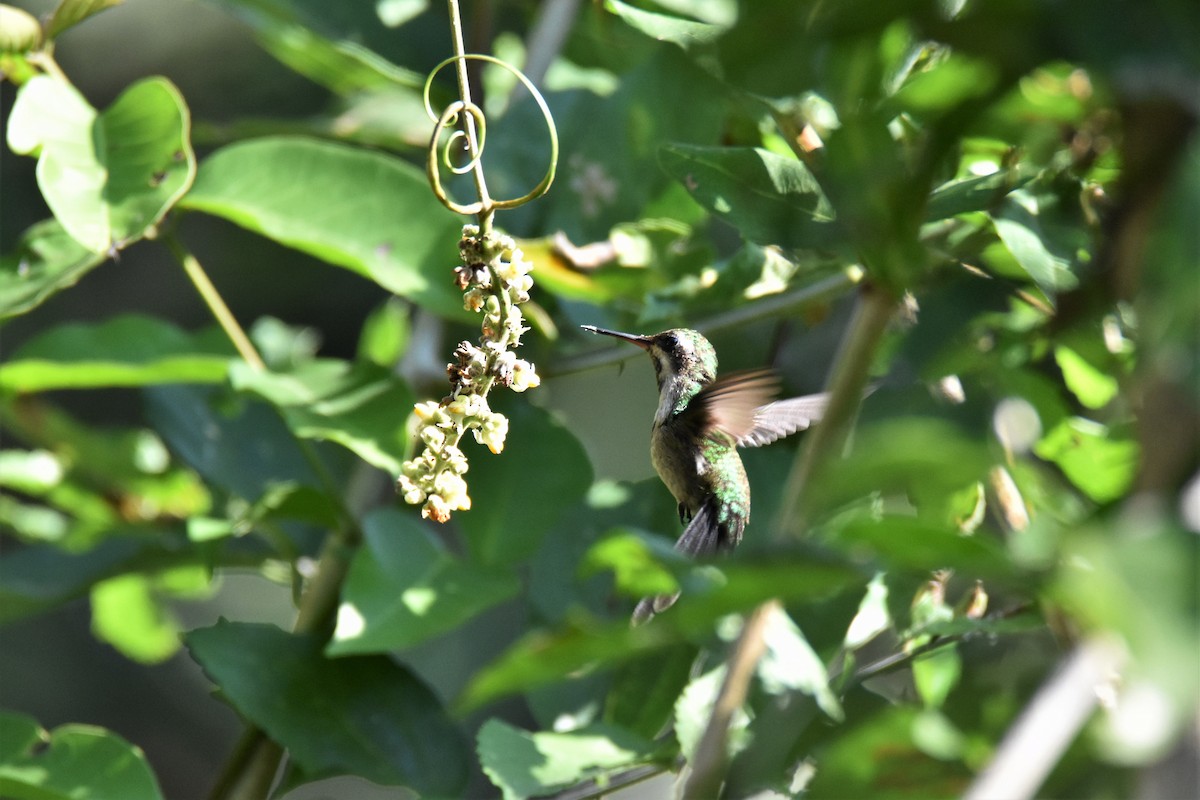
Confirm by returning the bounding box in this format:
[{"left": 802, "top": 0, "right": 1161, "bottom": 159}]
[{"left": 580, "top": 325, "right": 651, "bottom": 349}]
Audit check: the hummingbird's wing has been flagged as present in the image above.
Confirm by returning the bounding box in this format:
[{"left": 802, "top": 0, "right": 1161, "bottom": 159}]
[
  {"left": 693, "top": 369, "right": 780, "bottom": 440},
  {"left": 737, "top": 393, "right": 829, "bottom": 448}
]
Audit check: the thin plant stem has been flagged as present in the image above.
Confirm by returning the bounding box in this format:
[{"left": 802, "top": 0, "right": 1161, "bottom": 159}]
[
  {"left": 447, "top": 0, "right": 492, "bottom": 230},
  {"left": 776, "top": 283, "right": 896, "bottom": 540},
  {"left": 679, "top": 284, "right": 898, "bottom": 796},
  {"left": 164, "top": 233, "right": 266, "bottom": 372},
  {"left": 682, "top": 600, "right": 778, "bottom": 800}
]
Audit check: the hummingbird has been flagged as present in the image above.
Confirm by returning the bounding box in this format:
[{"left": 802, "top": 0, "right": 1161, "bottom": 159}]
[{"left": 581, "top": 325, "right": 829, "bottom": 623}]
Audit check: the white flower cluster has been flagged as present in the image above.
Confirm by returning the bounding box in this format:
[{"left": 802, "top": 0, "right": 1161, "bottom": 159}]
[{"left": 397, "top": 225, "right": 541, "bottom": 523}]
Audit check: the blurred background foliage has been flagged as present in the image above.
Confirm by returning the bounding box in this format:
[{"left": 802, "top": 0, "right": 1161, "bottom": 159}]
[{"left": 0, "top": 0, "right": 1197, "bottom": 798}]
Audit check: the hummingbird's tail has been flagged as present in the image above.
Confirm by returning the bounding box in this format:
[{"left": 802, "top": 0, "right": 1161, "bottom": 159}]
[{"left": 631, "top": 502, "right": 740, "bottom": 625}]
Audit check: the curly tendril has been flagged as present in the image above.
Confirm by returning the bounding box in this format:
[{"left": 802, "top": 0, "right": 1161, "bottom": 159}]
[
  {"left": 398, "top": 48, "right": 557, "bottom": 523},
  {"left": 423, "top": 54, "right": 558, "bottom": 216}
]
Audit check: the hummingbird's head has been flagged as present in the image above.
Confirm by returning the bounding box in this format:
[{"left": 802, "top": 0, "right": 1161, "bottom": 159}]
[{"left": 582, "top": 326, "right": 718, "bottom": 393}]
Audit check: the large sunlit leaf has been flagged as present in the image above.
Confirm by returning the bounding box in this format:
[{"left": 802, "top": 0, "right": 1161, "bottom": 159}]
[
  {"left": 179, "top": 136, "right": 465, "bottom": 315},
  {"left": 228, "top": 359, "right": 412, "bottom": 474},
  {"left": 328, "top": 509, "right": 520, "bottom": 655},
  {"left": 0, "top": 711, "right": 164, "bottom": 800},
  {"left": 7, "top": 75, "right": 195, "bottom": 253},
  {"left": 0, "top": 220, "right": 108, "bottom": 319},
  {"left": 0, "top": 315, "right": 231, "bottom": 392},
  {"left": 90, "top": 566, "right": 210, "bottom": 665},
  {"left": 659, "top": 144, "right": 838, "bottom": 250},
  {"left": 1034, "top": 417, "right": 1138, "bottom": 503},
  {"left": 478, "top": 719, "right": 654, "bottom": 800},
  {"left": 187, "top": 620, "right": 469, "bottom": 795}
]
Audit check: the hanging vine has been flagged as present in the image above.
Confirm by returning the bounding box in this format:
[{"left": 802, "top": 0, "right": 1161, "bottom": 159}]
[{"left": 396, "top": 0, "right": 559, "bottom": 523}]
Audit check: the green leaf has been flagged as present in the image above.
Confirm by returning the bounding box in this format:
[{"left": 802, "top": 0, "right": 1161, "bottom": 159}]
[
  {"left": 179, "top": 137, "right": 465, "bottom": 314},
  {"left": 605, "top": 0, "right": 725, "bottom": 48},
  {"left": 357, "top": 297, "right": 410, "bottom": 367},
  {"left": 604, "top": 643, "right": 699, "bottom": 739},
  {"left": 213, "top": 0, "right": 423, "bottom": 94},
  {"left": 911, "top": 647, "right": 962, "bottom": 709},
  {"left": 7, "top": 76, "right": 195, "bottom": 253},
  {"left": 991, "top": 193, "right": 1078, "bottom": 293},
  {"left": 1034, "top": 417, "right": 1138, "bottom": 503},
  {"left": 805, "top": 705, "right": 972, "bottom": 800},
  {"left": 0, "top": 315, "right": 231, "bottom": 392},
  {"left": 46, "top": 0, "right": 124, "bottom": 39},
  {"left": 759, "top": 608, "right": 843, "bottom": 721},
  {"left": 459, "top": 401, "right": 593, "bottom": 567},
  {"left": 925, "top": 171, "right": 1027, "bottom": 221},
  {"left": 0, "top": 537, "right": 145, "bottom": 624},
  {"left": 90, "top": 572, "right": 184, "bottom": 664},
  {"left": 583, "top": 529, "right": 682, "bottom": 597},
  {"left": 478, "top": 719, "right": 654, "bottom": 800},
  {"left": 0, "top": 712, "right": 164, "bottom": 800},
  {"left": 228, "top": 359, "right": 412, "bottom": 474},
  {"left": 1054, "top": 345, "right": 1119, "bottom": 409},
  {"left": 811, "top": 418, "right": 994, "bottom": 516},
  {"left": 0, "top": 219, "right": 107, "bottom": 319},
  {"left": 461, "top": 556, "right": 860, "bottom": 710},
  {"left": 144, "top": 385, "right": 319, "bottom": 500},
  {"left": 676, "top": 665, "right": 749, "bottom": 761},
  {"left": 186, "top": 620, "right": 469, "bottom": 795},
  {"left": 828, "top": 515, "right": 1014, "bottom": 580},
  {"left": 658, "top": 144, "right": 837, "bottom": 250},
  {"left": 328, "top": 509, "right": 520, "bottom": 655}
]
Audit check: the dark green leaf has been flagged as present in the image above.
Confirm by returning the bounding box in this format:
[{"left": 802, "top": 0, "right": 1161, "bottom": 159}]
[
  {"left": 811, "top": 417, "right": 994, "bottom": 516},
  {"left": 605, "top": 643, "right": 698, "bottom": 739},
  {"left": 7, "top": 76, "right": 195, "bottom": 253},
  {"left": 604, "top": 0, "right": 725, "bottom": 48},
  {"left": 328, "top": 509, "right": 520, "bottom": 655},
  {"left": 229, "top": 359, "right": 412, "bottom": 474},
  {"left": 145, "top": 385, "right": 319, "bottom": 500},
  {"left": 659, "top": 144, "right": 838, "bottom": 250},
  {"left": 926, "top": 171, "right": 1027, "bottom": 221},
  {"left": 479, "top": 719, "right": 654, "bottom": 800},
  {"left": 461, "top": 556, "right": 859, "bottom": 710},
  {"left": 179, "top": 137, "right": 466, "bottom": 315},
  {"left": 186, "top": 620, "right": 468, "bottom": 795},
  {"left": 0, "top": 315, "right": 231, "bottom": 392},
  {"left": 990, "top": 193, "right": 1078, "bottom": 293},
  {"left": 0, "top": 219, "right": 107, "bottom": 320},
  {"left": 0, "top": 537, "right": 144, "bottom": 624},
  {"left": 212, "top": 0, "right": 423, "bottom": 94},
  {"left": 826, "top": 515, "right": 1015, "bottom": 580},
  {"left": 459, "top": 401, "right": 593, "bottom": 567},
  {"left": 805, "top": 706, "right": 972, "bottom": 800},
  {"left": 0, "top": 712, "right": 164, "bottom": 800}
]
